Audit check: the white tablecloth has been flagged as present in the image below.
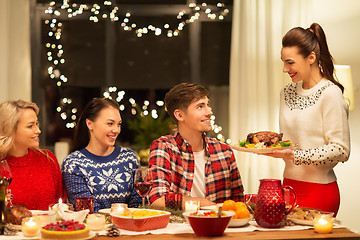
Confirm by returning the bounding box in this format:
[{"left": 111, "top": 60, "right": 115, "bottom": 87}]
[{"left": 0, "top": 221, "right": 346, "bottom": 239}]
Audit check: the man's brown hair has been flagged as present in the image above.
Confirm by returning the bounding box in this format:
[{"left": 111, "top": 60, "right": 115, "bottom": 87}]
[{"left": 164, "top": 83, "right": 209, "bottom": 123}]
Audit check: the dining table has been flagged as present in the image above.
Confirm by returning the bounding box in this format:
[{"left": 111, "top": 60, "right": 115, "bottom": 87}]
[{"left": 94, "top": 228, "right": 360, "bottom": 240}]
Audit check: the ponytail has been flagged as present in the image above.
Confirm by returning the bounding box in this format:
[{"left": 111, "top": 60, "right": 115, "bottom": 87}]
[
  {"left": 309, "top": 23, "right": 344, "bottom": 93},
  {"left": 282, "top": 23, "right": 344, "bottom": 93}
]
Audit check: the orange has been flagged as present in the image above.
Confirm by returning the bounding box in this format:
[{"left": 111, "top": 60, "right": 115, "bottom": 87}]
[
  {"left": 235, "top": 201, "right": 250, "bottom": 219},
  {"left": 235, "top": 201, "right": 247, "bottom": 209},
  {"left": 223, "top": 200, "right": 237, "bottom": 211}
]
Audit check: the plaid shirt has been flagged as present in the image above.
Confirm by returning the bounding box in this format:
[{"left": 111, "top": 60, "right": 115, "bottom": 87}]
[{"left": 148, "top": 131, "right": 244, "bottom": 204}]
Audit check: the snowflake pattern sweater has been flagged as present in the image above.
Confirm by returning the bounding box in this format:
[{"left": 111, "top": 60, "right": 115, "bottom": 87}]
[
  {"left": 62, "top": 146, "right": 142, "bottom": 212},
  {"left": 280, "top": 79, "right": 350, "bottom": 184}
]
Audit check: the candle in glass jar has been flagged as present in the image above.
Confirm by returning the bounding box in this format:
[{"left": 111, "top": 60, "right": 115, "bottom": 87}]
[
  {"left": 22, "top": 217, "right": 41, "bottom": 237},
  {"left": 314, "top": 215, "right": 333, "bottom": 233},
  {"left": 185, "top": 200, "right": 200, "bottom": 212},
  {"left": 110, "top": 203, "right": 127, "bottom": 215},
  {"left": 86, "top": 214, "right": 106, "bottom": 231}
]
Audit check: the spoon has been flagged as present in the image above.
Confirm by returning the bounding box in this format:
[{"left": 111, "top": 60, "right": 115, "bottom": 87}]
[
  {"left": 218, "top": 205, "right": 223, "bottom": 218},
  {"left": 123, "top": 205, "right": 134, "bottom": 219}
]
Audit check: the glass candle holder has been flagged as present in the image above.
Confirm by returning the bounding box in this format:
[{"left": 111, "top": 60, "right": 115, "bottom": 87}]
[
  {"left": 110, "top": 203, "right": 125, "bottom": 213},
  {"left": 313, "top": 212, "right": 334, "bottom": 234},
  {"left": 185, "top": 200, "right": 200, "bottom": 212},
  {"left": 22, "top": 217, "right": 41, "bottom": 237},
  {"left": 75, "top": 197, "right": 94, "bottom": 214},
  {"left": 165, "top": 193, "right": 182, "bottom": 211},
  {"left": 86, "top": 213, "right": 106, "bottom": 231}
]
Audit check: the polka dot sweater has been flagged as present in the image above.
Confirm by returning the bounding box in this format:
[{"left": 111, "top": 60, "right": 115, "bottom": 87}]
[{"left": 280, "top": 79, "right": 350, "bottom": 184}]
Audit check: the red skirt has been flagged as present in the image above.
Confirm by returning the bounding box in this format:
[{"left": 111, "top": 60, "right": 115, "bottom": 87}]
[{"left": 283, "top": 178, "right": 340, "bottom": 216}]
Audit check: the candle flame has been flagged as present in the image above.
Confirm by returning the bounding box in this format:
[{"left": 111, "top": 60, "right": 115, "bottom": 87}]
[
  {"left": 25, "top": 218, "right": 37, "bottom": 227},
  {"left": 59, "top": 198, "right": 63, "bottom": 204},
  {"left": 317, "top": 218, "right": 329, "bottom": 224}
]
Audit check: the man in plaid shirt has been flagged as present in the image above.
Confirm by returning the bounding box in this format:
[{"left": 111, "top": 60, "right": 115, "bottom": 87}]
[{"left": 148, "top": 83, "right": 244, "bottom": 207}]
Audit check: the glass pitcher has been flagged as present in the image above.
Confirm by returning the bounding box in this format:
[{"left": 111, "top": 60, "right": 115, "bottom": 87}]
[{"left": 254, "top": 179, "right": 297, "bottom": 228}]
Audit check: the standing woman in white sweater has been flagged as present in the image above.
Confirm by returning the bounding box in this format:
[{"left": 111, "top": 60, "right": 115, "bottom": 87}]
[{"left": 265, "top": 23, "right": 350, "bottom": 216}]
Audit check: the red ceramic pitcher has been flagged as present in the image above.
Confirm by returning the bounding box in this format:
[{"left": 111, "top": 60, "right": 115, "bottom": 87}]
[{"left": 254, "top": 179, "right": 296, "bottom": 228}]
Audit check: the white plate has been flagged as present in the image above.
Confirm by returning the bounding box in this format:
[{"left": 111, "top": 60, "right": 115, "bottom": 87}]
[
  {"left": 288, "top": 218, "right": 314, "bottom": 226},
  {"left": 98, "top": 208, "right": 111, "bottom": 215},
  {"left": 228, "top": 217, "right": 251, "bottom": 227},
  {"left": 230, "top": 144, "right": 298, "bottom": 154},
  {"left": 42, "top": 232, "right": 95, "bottom": 240},
  {"left": 200, "top": 206, "right": 216, "bottom": 211},
  {"left": 31, "top": 210, "right": 51, "bottom": 215},
  {"left": 200, "top": 204, "right": 222, "bottom": 211}
]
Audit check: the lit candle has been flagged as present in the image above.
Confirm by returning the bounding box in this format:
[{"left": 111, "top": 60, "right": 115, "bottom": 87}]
[
  {"left": 86, "top": 214, "right": 106, "bottom": 231},
  {"left": 22, "top": 217, "right": 41, "bottom": 237},
  {"left": 185, "top": 200, "right": 200, "bottom": 212},
  {"left": 110, "top": 203, "right": 127, "bottom": 215},
  {"left": 314, "top": 214, "right": 334, "bottom": 234}
]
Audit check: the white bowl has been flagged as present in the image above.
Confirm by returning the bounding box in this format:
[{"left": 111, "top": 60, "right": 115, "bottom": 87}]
[{"left": 228, "top": 217, "right": 251, "bottom": 227}]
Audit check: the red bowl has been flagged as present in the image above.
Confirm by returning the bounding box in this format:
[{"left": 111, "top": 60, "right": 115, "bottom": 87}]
[
  {"left": 110, "top": 208, "right": 171, "bottom": 232},
  {"left": 183, "top": 210, "right": 235, "bottom": 236}
]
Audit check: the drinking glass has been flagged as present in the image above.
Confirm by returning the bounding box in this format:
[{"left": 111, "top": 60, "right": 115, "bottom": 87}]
[
  {"left": 0, "top": 160, "right": 13, "bottom": 207},
  {"left": 134, "top": 168, "right": 153, "bottom": 207}
]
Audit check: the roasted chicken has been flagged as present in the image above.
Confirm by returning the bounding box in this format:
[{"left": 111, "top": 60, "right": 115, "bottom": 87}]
[
  {"left": 246, "top": 131, "right": 283, "bottom": 146},
  {"left": 6, "top": 205, "right": 32, "bottom": 225}
]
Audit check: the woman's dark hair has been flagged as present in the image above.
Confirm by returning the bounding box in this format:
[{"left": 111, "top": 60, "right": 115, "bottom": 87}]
[
  {"left": 70, "top": 98, "right": 120, "bottom": 152},
  {"left": 282, "top": 22, "right": 344, "bottom": 93}
]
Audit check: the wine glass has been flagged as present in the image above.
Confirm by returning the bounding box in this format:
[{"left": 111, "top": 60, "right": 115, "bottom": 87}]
[
  {"left": 0, "top": 160, "right": 13, "bottom": 207},
  {"left": 133, "top": 168, "right": 153, "bottom": 208}
]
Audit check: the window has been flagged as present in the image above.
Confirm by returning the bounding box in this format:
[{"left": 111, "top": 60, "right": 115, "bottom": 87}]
[{"left": 32, "top": 0, "right": 233, "bottom": 146}]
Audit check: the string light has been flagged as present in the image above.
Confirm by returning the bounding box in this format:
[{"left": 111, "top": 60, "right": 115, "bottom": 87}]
[{"left": 44, "top": 1, "right": 230, "bottom": 128}]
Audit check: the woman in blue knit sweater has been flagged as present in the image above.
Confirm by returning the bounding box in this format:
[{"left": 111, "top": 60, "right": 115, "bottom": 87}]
[{"left": 62, "top": 98, "right": 141, "bottom": 212}]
